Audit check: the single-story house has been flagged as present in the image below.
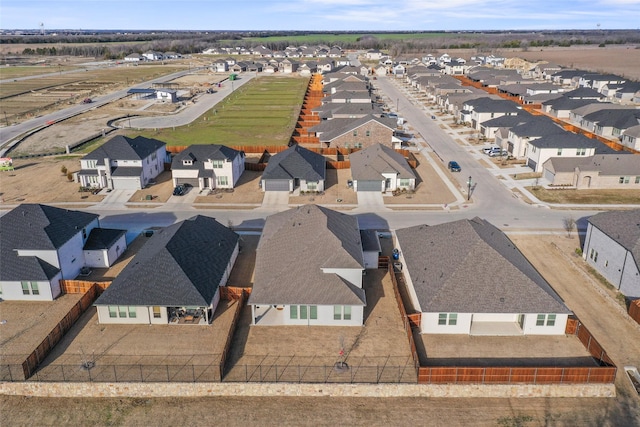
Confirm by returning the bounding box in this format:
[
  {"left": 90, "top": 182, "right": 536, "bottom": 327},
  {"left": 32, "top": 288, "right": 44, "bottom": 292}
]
[
  {"left": 260, "top": 144, "right": 325, "bottom": 192},
  {"left": 583, "top": 209, "right": 640, "bottom": 299},
  {"left": 542, "top": 153, "right": 640, "bottom": 189},
  {"left": 78, "top": 135, "right": 168, "bottom": 190},
  {"left": 156, "top": 89, "right": 178, "bottom": 103},
  {"left": 395, "top": 218, "right": 572, "bottom": 335},
  {"left": 248, "top": 205, "right": 367, "bottom": 326},
  {"left": 311, "top": 115, "right": 400, "bottom": 150},
  {"left": 349, "top": 143, "right": 416, "bottom": 192},
  {"left": 171, "top": 144, "right": 245, "bottom": 190},
  {"left": 94, "top": 216, "right": 239, "bottom": 325}
]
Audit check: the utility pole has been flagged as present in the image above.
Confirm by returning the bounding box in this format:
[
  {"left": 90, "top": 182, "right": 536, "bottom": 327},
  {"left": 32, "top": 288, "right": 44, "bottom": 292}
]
[{"left": 467, "top": 176, "right": 472, "bottom": 201}]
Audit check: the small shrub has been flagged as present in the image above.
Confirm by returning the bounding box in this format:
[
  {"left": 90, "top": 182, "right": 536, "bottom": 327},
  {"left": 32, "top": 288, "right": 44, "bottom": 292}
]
[
  {"left": 575, "top": 248, "right": 583, "bottom": 256},
  {"left": 60, "top": 165, "right": 67, "bottom": 175},
  {"left": 67, "top": 172, "right": 74, "bottom": 181}
]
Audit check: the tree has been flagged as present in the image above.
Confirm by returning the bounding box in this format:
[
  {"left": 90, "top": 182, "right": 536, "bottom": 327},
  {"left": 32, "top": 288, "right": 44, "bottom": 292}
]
[
  {"left": 67, "top": 172, "right": 74, "bottom": 182},
  {"left": 563, "top": 216, "right": 576, "bottom": 238},
  {"left": 60, "top": 165, "right": 68, "bottom": 175}
]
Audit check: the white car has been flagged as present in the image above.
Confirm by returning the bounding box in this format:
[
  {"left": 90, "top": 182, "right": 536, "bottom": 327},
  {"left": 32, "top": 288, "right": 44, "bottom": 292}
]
[{"left": 482, "top": 146, "right": 500, "bottom": 154}]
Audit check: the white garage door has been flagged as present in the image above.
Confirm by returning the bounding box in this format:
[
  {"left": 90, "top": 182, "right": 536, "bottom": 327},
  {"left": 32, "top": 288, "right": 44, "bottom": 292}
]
[{"left": 112, "top": 177, "right": 142, "bottom": 190}]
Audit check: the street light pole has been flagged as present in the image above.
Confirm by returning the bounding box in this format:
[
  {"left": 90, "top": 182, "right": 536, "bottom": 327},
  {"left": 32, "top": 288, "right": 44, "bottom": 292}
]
[{"left": 467, "top": 176, "right": 472, "bottom": 201}]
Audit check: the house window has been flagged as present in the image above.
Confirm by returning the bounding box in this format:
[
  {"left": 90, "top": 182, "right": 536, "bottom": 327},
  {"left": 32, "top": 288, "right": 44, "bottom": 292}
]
[
  {"left": 557, "top": 148, "right": 562, "bottom": 156},
  {"left": 31, "top": 282, "right": 39, "bottom": 295},
  {"left": 577, "top": 148, "right": 586, "bottom": 156},
  {"left": 399, "top": 179, "right": 410, "bottom": 187},
  {"left": 353, "top": 130, "right": 358, "bottom": 137},
  {"left": 310, "top": 306, "right": 318, "bottom": 320},
  {"left": 290, "top": 305, "right": 298, "bottom": 319},
  {"left": 635, "top": 176, "right": 640, "bottom": 184},
  {"left": 153, "top": 306, "right": 162, "bottom": 318},
  {"left": 21, "top": 281, "right": 38, "bottom": 295},
  {"left": 182, "top": 160, "right": 193, "bottom": 165},
  {"left": 590, "top": 248, "right": 599, "bottom": 262},
  {"left": 82, "top": 228, "right": 87, "bottom": 239},
  {"left": 355, "top": 143, "right": 363, "bottom": 149},
  {"left": 438, "top": 313, "right": 457, "bottom": 325},
  {"left": 334, "top": 305, "right": 350, "bottom": 320},
  {"left": 217, "top": 176, "right": 229, "bottom": 186},
  {"left": 21, "top": 281, "right": 30, "bottom": 295},
  {"left": 307, "top": 181, "right": 317, "bottom": 191},
  {"left": 128, "top": 306, "right": 137, "bottom": 318},
  {"left": 212, "top": 160, "right": 224, "bottom": 168},
  {"left": 108, "top": 306, "right": 117, "bottom": 318},
  {"left": 119, "top": 306, "right": 127, "bottom": 318},
  {"left": 619, "top": 176, "right": 630, "bottom": 184},
  {"left": 537, "top": 314, "right": 556, "bottom": 326},
  {"left": 300, "top": 305, "right": 308, "bottom": 319},
  {"left": 334, "top": 305, "right": 341, "bottom": 320},
  {"left": 343, "top": 306, "right": 351, "bottom": 320},
  {"left": 366, "top": 130, "right": 371, "bottom": 137}
]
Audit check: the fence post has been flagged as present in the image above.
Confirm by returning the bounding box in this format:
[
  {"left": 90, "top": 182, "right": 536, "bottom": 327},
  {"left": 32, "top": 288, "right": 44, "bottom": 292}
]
[
  {"left": 245, "top": 364, "right": 248, "bottom": 382},
  {"left": 275, "top": 365, "right": 278, "bottom": 383},
  {"left": 533, "top": 367, "right": 537, "bottom": 384},
  {"left": 561, "top": 367, "right": 565, "bottom": 383},
  {"left": 167, "top": 365, "right": 170, "bottom": 382},
  {"left": 88, "top": 365, "right": 92, "bottom": 382},
  {"left": 587, "top": 367, "right": 591, "bottom": 384},
  {"left": 7, "top": 365, "right": 12, "bottom": 382},
  {"left": 61, "top": 364, "right": 65, "bottom": 382},
  {"left": 298, "top": 365, "right": 301, "bottom": 383},
  {"left": 259, "top": 365, "right": 262, "bottom": 382}
]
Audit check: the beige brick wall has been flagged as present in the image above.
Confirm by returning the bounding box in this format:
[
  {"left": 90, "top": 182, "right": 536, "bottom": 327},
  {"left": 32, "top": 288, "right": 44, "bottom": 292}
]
[{"left": 0, "top": 382, "right": 616, "bottom": 398}]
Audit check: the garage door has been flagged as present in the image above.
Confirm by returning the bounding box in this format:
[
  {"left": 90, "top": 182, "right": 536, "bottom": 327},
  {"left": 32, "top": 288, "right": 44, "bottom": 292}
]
[
  {"left": 264, "top": 179, "right": 290, "bottom": 191},
  {"left": 356, "top": 180, "right": 382, "bottom": 192},
  {"left": 543, "top": 168, "right": 555, "bottom": 183},
  {"left": 112, "top": 177, "right": 142, "bottom": 190},
  {"left": 527, "top": 159, "right": 537, "bottom": 171},
  {"left": 176, "top": 177, "right": 200, "bottom": 187}
]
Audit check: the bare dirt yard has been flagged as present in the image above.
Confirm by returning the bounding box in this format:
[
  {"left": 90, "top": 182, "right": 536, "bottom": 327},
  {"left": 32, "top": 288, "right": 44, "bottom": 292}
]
[{"left": 0, "top": 156, "right": 104, "bottom": 205}]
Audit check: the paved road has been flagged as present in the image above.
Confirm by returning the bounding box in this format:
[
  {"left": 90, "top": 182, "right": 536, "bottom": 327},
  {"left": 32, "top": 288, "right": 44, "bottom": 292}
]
[{"left": 0, "top": 67, "right": 206, "bottom": 154}]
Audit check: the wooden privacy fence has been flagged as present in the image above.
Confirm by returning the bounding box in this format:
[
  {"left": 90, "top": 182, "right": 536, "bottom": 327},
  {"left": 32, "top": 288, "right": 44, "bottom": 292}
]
[
  {"left": 19, "top": 285, "right": 101, "bottom": 380},
  {"left": 417, "top": 366, "right": 616, "bottom": 384},
  {"left": 384, "top": 257, "right": 420, "bottom": 373},
  {"left": 629, "top": 299, "right": 640, "bottom": 325},
  {"left": 218, "top": 287, "right": 250, "bottom": 379},
  {"left": 60, "top": 279, "right": 111, "bottom": 294}
]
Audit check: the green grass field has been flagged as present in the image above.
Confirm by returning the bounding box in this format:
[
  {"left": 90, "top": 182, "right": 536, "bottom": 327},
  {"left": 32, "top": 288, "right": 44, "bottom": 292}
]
[{"left": 126, "top": 76, "right": 309, "bottom": 147}]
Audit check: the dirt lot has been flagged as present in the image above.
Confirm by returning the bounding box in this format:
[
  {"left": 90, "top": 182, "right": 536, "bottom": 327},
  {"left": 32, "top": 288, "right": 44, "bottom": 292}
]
[
  {"left": 512, "top": 45, "right": 640, "bottom": 81},
  {"left": 0, "top": 157, "right": 104, "bottom": 205}
]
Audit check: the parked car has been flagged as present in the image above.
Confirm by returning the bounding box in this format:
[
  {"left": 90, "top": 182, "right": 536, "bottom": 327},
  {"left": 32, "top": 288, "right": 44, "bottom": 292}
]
[
  {"left": 482, "top": 146, "right": 500, "bottom": 154},
  {"left": 172, "top": 185, "right": 185, "bottom": 196},
  {"left": 82, "top": 98, "right": 93, "bottom": 104},
  {"left": 448, "top": 161, "right": 461, "bottom": 172},
  {"left": 488, "top": 149, "right": 508, "bottom": 157}
]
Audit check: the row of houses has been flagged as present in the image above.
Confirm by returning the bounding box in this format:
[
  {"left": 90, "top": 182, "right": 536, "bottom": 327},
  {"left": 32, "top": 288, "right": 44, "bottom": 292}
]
[
  {"left": 124, "top": 51, "right": 182, "bottom": 62},
  {"left": 202, "top": 44, "right": 345, "bottom": 59},
  {"left": 76, "top": 134, "right": 415, "bottom": 195},
  {"left": 3, "top": 202, "right": 637, "bottom": 332},
  {"left": 398, "top": 63, "right": 640, "bottom": 188}
]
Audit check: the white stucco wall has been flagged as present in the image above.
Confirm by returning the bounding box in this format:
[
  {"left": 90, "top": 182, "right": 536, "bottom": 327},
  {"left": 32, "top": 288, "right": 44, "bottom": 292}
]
[
  {"left": 521, "top": 313, "right": 568, "bottom": 335},
  {"left": 421, "top": 312, "right": 473, "bottom": 334},
  {"left": 84, "top": 234, "right": 126, "bottom": 268},
  {"left": 0, "top": 274, "right": 61, "bottom": 301},
  {"left": 252, "top": 304, "right": 364, "bottom": 326}
]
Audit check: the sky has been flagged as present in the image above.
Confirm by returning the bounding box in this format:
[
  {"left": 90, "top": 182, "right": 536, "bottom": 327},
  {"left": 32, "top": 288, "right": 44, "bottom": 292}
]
[{"left": 2, "top": 0, "right": 640, "bottom": 32}]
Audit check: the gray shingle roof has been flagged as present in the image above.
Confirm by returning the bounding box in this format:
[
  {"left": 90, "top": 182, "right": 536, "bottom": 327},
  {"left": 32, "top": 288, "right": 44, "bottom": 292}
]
[
  {"left": 529, "top": 132, "right": 601, "bottom": 149},
  {"left": 395, "top": 218, "right": 571, "bottom": 314},
  {"left": 171, "top": 144, "right": 243, "bottom": 173},
  {"left": 0, "top": 204, "right": 98, "bottom": 281},
  {"left": 548, "top": 153, "right": 638, "bottom": 175},
  {"left": 83, "top": 228, "right": 126, "bottom": 251},
  {"left": 349, "top": 143, "right": 415, "bottom": 181},
  {"left": 248, "top": 205, "right": 366, "bottom": 306},
  {"left": 262, "top": 144, "right": 325, "bottom": 182},
  {"left": 82, "top": 135, "right": 166, "bottom": 165},
  {"left": 94, "top": 216, "right": 239, "bottom": 307},
  {"left": 588, "top": 209, "right": 640, "bottom": 273},
  {"left": 509, "top": 116, "right": 565, "bottom": 138}
]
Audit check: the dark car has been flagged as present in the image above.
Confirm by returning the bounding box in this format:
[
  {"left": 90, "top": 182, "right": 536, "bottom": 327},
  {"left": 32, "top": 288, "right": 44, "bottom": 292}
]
[
  {"left": 448, "top": 161, "right": 461, "bottom": 172},
  {"left": 172, "top": 185, "right": 185, "bottom": 196}
]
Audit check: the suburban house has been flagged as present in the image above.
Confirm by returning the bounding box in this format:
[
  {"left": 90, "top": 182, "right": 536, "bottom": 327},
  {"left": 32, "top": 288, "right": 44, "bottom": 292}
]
[
  {"left": 395, "top": 218, "right": 572, "bottom": 335},
  {"left": 78, "top": 135, "right": 167, "bottom": 190},
  {"left": 542, "top": 153, "right": 640, "bottom": 189},
  {"left": 171, "top": 144, "right": 245, "bottom": 191},
  {"left": 479, "top": 114, "right": 531, "bottom": 140},
  {"left": 311, "top": 115, "right": 400, "bottom": 149},
  {"left": 583, "top": 209, "right": 640, "bottom": 299},
  {"left": 94, "top": 216, "right": 239, "bottom": 325},
  {"left": 260, "top": 144, "right": 325, "bottom": 192},
  {"left": 83, "top": 228, "right": 127, "bottom": 269},
  {"left": 525, "top": 132, "right": 601, "bottom": 172},
  {"left": 506, "top": 116, "right": 566, "bottom": 159},
  {"left": 581, "top": 109, "right": 640, "bottom": 139},
  {"left": 460, "top": 97, "right": 521, "bottom": 130},
  {"left": 142, "top": 51, "right": 164, "bottom": 61},
  {"left": 124, "top": 53, "right": 144, "bottom": 62},
  {"left": 349, "top": 143, "right": 416, "bottom": 192},
  {"left": 621, "top": 125, "right": 640, "bottom": 152},
  {"left": 248, "top": 205, "right": 367, "bottom": 326},
  {"left": 0, "top": 204, "right": 116, "bottom": 301}
]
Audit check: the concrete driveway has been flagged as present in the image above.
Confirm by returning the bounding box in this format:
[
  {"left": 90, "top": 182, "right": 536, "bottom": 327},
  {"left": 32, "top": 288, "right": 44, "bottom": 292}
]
[
  {"left": 355, "top": 191, "right": 387, "bottom": 212},
  {"left": 259, "top": 191, "right": 290, "bottom": 210}
]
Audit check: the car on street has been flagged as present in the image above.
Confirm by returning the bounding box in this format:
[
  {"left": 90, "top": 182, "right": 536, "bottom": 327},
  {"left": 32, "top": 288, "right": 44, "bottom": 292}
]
[
  {"left": 172, "top": 185, "right": 185, "bottom": 196},
  {"left": 448, "top": 161, "right": 461, "bottom": 172},
  {"left": 82, "top": 98, "right": 93, "bottom": 104},
  {"left": 488, "top": 149, "right": 509, "bottom": 157}
]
